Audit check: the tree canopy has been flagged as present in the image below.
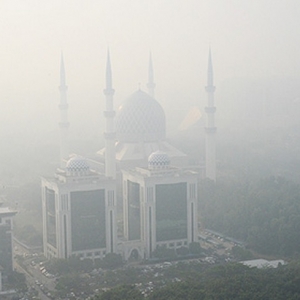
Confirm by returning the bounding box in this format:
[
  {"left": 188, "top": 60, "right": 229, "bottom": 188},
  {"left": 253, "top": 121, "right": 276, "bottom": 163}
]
[
  {"left": 199, "top": 176, "right": 300, "bottom": 256},
  {"left": 97, "top": 263, "right": 300, "bottom": 300}
]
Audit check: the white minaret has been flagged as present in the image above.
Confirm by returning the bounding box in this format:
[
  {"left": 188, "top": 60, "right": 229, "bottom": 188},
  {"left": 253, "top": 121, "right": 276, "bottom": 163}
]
[
  {"left": 147, "top": 52, "right": 155, "bottom": 98},
  {"left": 58, "top": 53, "right": 69, "bottom": 167},
  {"left": 103, "top": 50, "right": 116, "bottom": 179},
  {"left": 205, "top": 48, "right": 216, "bottom": 181}
]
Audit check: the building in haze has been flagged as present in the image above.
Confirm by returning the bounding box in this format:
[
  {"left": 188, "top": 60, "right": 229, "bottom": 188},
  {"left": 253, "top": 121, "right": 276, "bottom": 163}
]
[
  {"left": 122, "top": 151, "right": 198, "bottom": 260},
  {"left": 99, "top": 88, "right": 188, "bottom": 169},
  {"left": 42, "top": 50, "right": 216, "bottom": 260},
  {"left": 42, "top": 156, "right": 117, "bottom": 259},
  {"left": 0, "top": 205, "right": 17, "bottom": 289},
  {"left": 42, "top": 53, "right": 117, "bottom": 259}
]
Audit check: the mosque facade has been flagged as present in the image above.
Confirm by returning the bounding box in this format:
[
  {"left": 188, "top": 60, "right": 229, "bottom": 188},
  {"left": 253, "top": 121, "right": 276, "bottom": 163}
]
[
  {"left": 121, "top": 151, "right": 198, "bottom": 260},
  {"left": 42, "top": 156, "right": 117, "bottom": 260},
  {"left": 42, "top": 50, "right": 216, "bottom": 260}
]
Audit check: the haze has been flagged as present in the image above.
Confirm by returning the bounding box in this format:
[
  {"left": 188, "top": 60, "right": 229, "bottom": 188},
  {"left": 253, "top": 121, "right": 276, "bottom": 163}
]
[{"left": 0, "top": 0, "right": 300, "bottom": 141}]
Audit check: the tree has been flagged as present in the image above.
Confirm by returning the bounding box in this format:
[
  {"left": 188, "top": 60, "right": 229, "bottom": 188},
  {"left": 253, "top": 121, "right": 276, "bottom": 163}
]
[
  {"left": 231, "top": 246, "right": 253, "bottom": 260},
  {"left": 189, "top": 242, "right": 202, "bottom": 255},
  {"left": 45, "top": 256, "right": 94, "bottom": 275},
  {"left": 94, "top": 284, "right": 142, "bottom": 300},
  {"left": 176, "top": 246, "right": 189, "bottom": 256},
  {"left": 198, "top": 176, "right": 300, "bottom": 257},
  {"left": 7, "top": 271, "right": 27, "bottom": 292},
  {"left": 152, "top": 245, "right": 176, "bottom": 259},
  {"left": 100, "top": 253, "right": 123, "bottom": 269}
]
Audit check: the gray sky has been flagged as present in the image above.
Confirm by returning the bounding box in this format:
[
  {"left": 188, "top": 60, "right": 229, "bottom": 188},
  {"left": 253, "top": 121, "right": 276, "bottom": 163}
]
[{"left": 1, "top": 0, "right": 300, "bottom": 139}]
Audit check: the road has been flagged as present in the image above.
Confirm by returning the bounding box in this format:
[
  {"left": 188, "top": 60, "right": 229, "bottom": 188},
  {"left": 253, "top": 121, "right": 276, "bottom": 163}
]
[
  {"left": 13, "top": 239, "right": 55, "bottom": 300},
  {"left": 14, "top": 260, "right": 53, "bottom": 300}
]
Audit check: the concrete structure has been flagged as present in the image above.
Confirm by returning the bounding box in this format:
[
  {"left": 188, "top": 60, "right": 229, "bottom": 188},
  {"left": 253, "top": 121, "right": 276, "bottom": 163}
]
[
  {"left": 205, "top": 49, "right": 217, "bottom": 181},
  {"left": 121, "top": 151, "right": 198, "bottom": 259},
  {"left": 0, "top": 206, "right": 17, "bottom": 275},
  {"left": 42, "top": 50, "right": 214, "bottom": 260},
  {"left": 103, "top": 50, "right": 116, "bottom": 179},
  {"left": 0, "top": 205, "right": 16, "bottom": 296},
  {"left": 58, "top": 53, "right": 70, "bottom": 167},
  {"left": 147, "top": 53, "right": 155, "bottom": 98},
  {"left": 241, "top": 259, "right": 286, "bottom": 269},
  {"left": 42, "top": 156, "right": 117, "bottom": 259},
  {"left": 98, "top": 88, "right": 187, "bottom": 169}
]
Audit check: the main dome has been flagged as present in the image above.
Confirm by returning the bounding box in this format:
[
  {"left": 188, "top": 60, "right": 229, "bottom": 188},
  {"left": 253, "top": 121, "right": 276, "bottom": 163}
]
[{"left": 115, "top": 90, "right": 166, "bottom": 143}]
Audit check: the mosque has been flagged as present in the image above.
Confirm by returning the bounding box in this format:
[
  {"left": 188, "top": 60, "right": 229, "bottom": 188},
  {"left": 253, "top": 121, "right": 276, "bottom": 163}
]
[{"left": 41, "top": 50, "right": 216, "bottom": 261}]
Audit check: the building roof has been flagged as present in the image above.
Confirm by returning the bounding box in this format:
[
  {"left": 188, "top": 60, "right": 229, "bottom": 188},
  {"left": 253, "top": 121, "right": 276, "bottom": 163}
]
[
  {"left": 66, "top": 155, "right": 90, "bottom": 176},
  {"left": 0, "top": 207, "right": 17, "bottom": 217},
  {"left": 115, "top": 89, "right": 166, "bottom": 143},
  {"left": 113, "top": 140, "right": 186, "bottom": 165},
  {"left": 148, "top": 150, "right": 170, "bottom": 169},
  {"left": 241, "top": 259, "right": 286, "bottom": 269}
]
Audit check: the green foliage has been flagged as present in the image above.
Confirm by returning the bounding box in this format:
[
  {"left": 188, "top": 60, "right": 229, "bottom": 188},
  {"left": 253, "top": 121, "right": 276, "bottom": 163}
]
[
  {"left": 149, "top": 281, "right": 204, "bottom": 300},
  {"left": 7, "top": 271, "right": 28, "bottom": 292},
  {"left": 45, "top": 256, "right": 94, "bottom": 275},
  {"left": 231, "top": 246, "right": 254, "bottom": 260},
  {"left": 55, "top": 273, "right": 85, "bottom": 296},
  {"left": 152, "top": 243, "right": 202, "bottom": 260},
  {"left": 189, "top": 242, "right": 202, "bottom": 255},
  {"left": 100, "top": 253, "right": 123, "bottom": 270},
  {"left": 94, "top": 284, "right": 142, "bottom": 300},
  {"left": 199, "top": 176, "right": 300, "bottom": 256},
  {"left": 176, "top": 246, "right": 189, "bottom": 256},
  {"left": 152, "top": 245, "right": 176, "bottom": 259},
  {"left": 148, "top": 263, "right": 300, "bottom": 300}
]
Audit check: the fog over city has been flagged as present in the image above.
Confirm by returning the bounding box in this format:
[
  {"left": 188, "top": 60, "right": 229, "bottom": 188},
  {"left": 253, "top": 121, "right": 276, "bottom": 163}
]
[
  {"left": 2, "top": 1, "right": 300, "bottom": 299},
  {"left": 1, "top": 0, "right": 300, "bottom": 141}
]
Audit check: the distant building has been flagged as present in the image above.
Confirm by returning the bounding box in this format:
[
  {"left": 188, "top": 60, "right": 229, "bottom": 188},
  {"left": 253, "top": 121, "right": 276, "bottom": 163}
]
[
  {"left": 0, "top": 205, "right": 17, "bottom": 292},
  {"left": 97, "top": 89, "right": 187, "bottom": 169},
  {"left": 42, "top": 156, "right": 117, "bottom": 259},
  {"left": 121, "top": 151, "right": 198, "bottom": 259},
  {"left": 241, "top": 259, "right": 286, "bottom": 269}
]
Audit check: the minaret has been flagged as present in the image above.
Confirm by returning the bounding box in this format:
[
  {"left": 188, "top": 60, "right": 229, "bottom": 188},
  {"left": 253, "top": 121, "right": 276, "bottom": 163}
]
[
  {"left": 205, "top": 48, "right": 216, "bottom": 181},
  {"left": 103, "top": 50, "right": 116, "bottom": 179},
  {"left": 58, "top": 53, "right": 69, "bottom": 167},
  {"left": 147, "top": 52, "right": 155, "bottom": 98}
]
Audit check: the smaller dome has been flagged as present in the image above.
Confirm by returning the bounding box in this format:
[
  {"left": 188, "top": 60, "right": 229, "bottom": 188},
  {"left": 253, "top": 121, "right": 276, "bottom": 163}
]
[
  {"left": 148, "top": 151, "right": 170, "bottom": 170},
  {"left": 66, "top": 156, "right": 90, "bottom": 176}
]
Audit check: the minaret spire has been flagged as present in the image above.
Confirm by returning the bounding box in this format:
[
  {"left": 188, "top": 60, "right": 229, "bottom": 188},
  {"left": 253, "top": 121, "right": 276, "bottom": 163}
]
[
  {"left": 205, "top": 48, "right": 217, "bottom": 181},
  {"left": 103, "top": 49, "right": 116, "bottom": 179},
  {"left": 147, "top": 52, "right": 155, "bottom": 98},
  {"left": 106, "top": 50, "right": 113, "bottom": 90},
  {"left": 58, "top": 52, "right": 69, "bottom": 167},
  {"left": 207, "top": 48, "right": 214, "bottom": 87}
]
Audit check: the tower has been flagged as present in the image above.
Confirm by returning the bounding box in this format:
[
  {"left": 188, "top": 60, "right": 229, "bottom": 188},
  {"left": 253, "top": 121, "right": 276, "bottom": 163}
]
[
  {"left": 42, "top": 52, "right": 118, "bottom": 260},
  {"left": 103, "top": 50, "right": 116, "bottom": 179},
  {"left": 58, "top": 53, "right": 69, "bottom": 167},
  {"left": 122, "top": 151, "right": 198, "bottom": 260},
  {"left": 0, "top": 206, "right": 17, "bottom": 275},
  {"left": 147, "top": 53, "right": 155, "bottom": 98},
  {"left": 205, "top": 48, "right": 216, "bottom": 181},
  {"left": 42, "top": 156, "right": 117, "bottom": 259}
]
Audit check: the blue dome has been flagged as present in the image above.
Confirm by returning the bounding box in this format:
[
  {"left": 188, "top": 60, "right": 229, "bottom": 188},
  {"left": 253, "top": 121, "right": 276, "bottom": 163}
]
[
  {"left": 66, "top": 156, "right": 90, "bottom": 174},
  {"left": 148, "top": 151, "right": 170, "bottom": 169},
  {"left": 116, "top": 90, "right": 166, "bottom": 143}
]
